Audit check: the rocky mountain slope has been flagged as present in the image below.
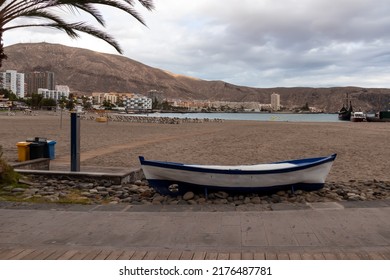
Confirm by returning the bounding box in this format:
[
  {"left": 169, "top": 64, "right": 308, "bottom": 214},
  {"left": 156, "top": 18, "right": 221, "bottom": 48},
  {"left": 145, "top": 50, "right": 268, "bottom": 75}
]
[{"left": 2, "top": 42, "right": 390, "bottom": 112}]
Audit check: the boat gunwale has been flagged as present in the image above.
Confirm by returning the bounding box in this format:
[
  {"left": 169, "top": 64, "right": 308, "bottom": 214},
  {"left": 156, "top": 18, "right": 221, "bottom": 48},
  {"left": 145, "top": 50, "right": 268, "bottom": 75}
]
[{"left": 139, "top": 154, "right": 337, "bottom": 175}]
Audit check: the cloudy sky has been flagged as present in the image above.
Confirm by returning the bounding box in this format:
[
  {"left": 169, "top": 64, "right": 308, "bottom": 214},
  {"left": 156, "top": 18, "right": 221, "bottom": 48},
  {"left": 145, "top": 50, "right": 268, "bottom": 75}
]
[{"left": 3, "top": 0, "right": 390, "bottom": 88}]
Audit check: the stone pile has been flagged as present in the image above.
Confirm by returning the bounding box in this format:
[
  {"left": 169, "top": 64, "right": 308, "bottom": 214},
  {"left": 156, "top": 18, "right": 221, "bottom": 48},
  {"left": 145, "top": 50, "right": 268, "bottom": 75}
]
[{"left": 1, "top": 175, "right": 389, "bottom": 208}]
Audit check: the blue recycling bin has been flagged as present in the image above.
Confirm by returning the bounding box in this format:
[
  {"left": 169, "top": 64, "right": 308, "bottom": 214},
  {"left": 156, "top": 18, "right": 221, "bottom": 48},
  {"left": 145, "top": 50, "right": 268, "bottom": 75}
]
[{"left": 44, "top": 140, "right": 56, "bottom": 160}]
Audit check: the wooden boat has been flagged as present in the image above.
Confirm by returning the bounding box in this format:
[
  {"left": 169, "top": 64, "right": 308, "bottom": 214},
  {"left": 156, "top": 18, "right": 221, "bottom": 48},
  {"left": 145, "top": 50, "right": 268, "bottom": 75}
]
[
  {"left": 139, "top": 154, "right": 337, "bottom": 195},
  {"left": 350, "top": 111, "right": 365, "bottom": 122},
  {"left": 338, "top": 93, "right": 353, "bottom": 121}
]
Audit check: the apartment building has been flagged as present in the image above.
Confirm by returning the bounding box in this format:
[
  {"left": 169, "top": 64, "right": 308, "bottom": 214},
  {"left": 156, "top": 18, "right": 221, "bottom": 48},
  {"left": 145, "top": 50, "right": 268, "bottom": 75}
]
[
  {"left": 271, "top": 92, "right": 281, "bottom": 111},
  {"left": 125, "top": 95, "right": 152, "bottom": 110},
  {"left": 38, "top": 85, "right": 70, "bottom": 101},
  {"left": 25, "top": 71, "right": 55, "bottom": 95},
  {"left": 0, "top": 70, "right": 25, "bottom": 98}
]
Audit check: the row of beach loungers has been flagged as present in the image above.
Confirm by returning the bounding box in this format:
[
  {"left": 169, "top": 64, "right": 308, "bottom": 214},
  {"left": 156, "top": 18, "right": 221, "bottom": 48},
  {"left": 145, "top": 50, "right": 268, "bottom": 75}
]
[{"left": 80, "top": 114, "right": 224, "bottom": 124}]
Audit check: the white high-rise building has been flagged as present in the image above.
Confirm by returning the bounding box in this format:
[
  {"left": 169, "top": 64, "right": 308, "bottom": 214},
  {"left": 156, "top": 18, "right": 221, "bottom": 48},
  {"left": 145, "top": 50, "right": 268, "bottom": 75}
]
[
  {"left": 0, "top": 70, "right": 25, "bottom": 98},
  {"left": 271, "top": 92, "right": 280, "bottom": 111},
  {"left": 38, "top": 85, "right": 70, "bottom": 101}
]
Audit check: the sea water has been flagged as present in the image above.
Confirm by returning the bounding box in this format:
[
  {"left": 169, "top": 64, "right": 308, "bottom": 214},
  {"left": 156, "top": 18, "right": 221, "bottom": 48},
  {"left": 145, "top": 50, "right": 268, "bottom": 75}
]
[{"left": 130, "top": 112, "right": 340, "bottom": 122}]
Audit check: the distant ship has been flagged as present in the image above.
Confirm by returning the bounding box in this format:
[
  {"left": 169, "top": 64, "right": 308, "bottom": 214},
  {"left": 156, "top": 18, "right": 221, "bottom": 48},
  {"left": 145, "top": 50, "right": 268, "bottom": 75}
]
[{"left": 338, "top": 93, "right": 353, "bottom": 121}]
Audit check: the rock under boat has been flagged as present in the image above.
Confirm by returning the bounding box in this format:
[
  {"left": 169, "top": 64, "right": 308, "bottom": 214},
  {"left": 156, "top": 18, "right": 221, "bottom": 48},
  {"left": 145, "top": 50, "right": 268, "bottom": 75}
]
[{"left": 139, "top": 154, "right": 337, "bottom": 195}]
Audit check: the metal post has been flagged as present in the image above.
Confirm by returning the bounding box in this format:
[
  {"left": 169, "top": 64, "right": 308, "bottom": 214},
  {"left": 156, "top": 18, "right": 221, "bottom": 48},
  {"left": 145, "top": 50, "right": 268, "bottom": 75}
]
[
  {"left": 60, "top": 107, "right": 63, "bottom": 129},
  {"left": 70, "top": 112, "right": 80, "bottom": 171}
]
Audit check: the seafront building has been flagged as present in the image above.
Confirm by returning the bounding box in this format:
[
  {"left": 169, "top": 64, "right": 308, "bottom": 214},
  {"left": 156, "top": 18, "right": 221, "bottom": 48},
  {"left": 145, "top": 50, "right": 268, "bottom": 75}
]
[
  {"left": 125, "top": 95, "right": 152, "bottom": 110},
  {"left": 91, "top": 92, "right": 119, "bottom": 105},
  {"left": 0, "top": 70, "right": 25, "bottom": 98},
  {"left": 271, "top": 92, "right": 281, "bottom": 111},
  {"left": 25, "top": 71, "right": 55, "bottom": 95},
  {"left": 38, "top": 85, "right": 70, "bottom": 101},
  {"left": 92, "top": 92, "right": 152, "bottom": 111}
]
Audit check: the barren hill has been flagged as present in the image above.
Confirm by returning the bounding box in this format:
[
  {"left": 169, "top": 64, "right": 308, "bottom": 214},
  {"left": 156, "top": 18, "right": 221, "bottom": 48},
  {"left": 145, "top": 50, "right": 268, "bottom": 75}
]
[{"left": 2, "top": 42, "right": 390, "bottom": 112}]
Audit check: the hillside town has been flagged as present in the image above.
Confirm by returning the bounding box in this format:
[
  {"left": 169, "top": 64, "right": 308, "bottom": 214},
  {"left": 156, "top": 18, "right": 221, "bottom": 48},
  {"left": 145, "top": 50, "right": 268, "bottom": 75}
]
[{"left": 0, "top": 69, "right": 326, "bottom": 113}]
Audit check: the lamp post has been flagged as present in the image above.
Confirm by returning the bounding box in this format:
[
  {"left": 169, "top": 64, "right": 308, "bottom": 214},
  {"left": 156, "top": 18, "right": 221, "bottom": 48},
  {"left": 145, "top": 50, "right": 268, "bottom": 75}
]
[{"left": 70, "top": 112, "right": 80, "bottom": 171}]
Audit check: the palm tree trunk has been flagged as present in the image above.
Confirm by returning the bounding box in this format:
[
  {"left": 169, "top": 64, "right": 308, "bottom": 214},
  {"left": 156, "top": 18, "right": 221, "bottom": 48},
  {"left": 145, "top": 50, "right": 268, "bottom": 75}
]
[{"left": 0, "top": 28, "right": 7, "bottom": 68}]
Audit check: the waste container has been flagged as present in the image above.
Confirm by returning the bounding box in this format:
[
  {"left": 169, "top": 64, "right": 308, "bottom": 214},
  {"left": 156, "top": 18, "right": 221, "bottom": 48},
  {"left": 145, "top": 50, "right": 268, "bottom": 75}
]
[
  {"left": 16, "top": 142, "right": 30, "bottom": 162},
  {"left": 27, "top": 137, "right": 47, "bottom": 160},
  {"left": 29, "top": 142, "right": 45, "bottom": 160},
  {"left": 44, "top": 140, "right": 56, "bottom": 160}
]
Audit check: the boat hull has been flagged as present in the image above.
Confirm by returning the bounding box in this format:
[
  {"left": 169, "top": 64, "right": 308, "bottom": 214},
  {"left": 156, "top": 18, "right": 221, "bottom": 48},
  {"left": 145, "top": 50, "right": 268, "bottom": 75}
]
[
  {"left": 350, "top": 117, "right": 365, "bottom": 122},
  {"left": 338, "top": 112, "right": 351, "bottom": 121},
  {"left": 139, "top": 154, "right": 337, "bottom": 195}
]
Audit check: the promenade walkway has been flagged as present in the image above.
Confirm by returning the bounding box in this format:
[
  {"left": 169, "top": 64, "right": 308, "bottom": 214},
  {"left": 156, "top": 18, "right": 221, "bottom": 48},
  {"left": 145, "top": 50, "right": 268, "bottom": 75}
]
[{"left": 0, "top": 200, "right": 389, "bottom": 260}]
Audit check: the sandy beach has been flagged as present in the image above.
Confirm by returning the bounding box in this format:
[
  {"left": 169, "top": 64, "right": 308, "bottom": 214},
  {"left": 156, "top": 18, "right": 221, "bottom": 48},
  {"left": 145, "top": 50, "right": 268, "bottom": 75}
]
[{"left": 1, "top": 111, "right": 389, "bottom": 182}]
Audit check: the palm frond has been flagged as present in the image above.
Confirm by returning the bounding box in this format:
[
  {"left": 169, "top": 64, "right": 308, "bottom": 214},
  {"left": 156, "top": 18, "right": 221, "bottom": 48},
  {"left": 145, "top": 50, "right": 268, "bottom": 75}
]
[
  {"left": 0, "top": 0, "right": 155, "bottom": 63},
  {"left": 137, "top": 0, "right": 155, "bottom": 11},
  {"left": 3, "top": 9, "right": 72, "bottom": 30},
  {"left": 4, "top": 22, "right": 79, "bottom": 38},
  {"left": 69, "top": 22, "right": 122, "bottom": 53}
]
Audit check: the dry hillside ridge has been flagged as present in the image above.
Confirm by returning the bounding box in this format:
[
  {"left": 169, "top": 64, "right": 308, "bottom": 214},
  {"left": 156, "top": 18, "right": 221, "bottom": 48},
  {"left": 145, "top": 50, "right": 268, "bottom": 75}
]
[{"left": 2, "top": 42, "right": 390, "bottom": 112}]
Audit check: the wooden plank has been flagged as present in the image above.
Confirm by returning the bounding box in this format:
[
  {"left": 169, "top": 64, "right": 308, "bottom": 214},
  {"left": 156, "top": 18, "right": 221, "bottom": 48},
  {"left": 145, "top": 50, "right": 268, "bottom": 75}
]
[
  {"left": 57, "top": 250, "right": 79, "bottom": 260},
  {"left": 35, "top": 249, "right": 58, "bottom": 260},
  {"left": 265, "top": 252, "right": 277, "bottom": 260},
  {"left": 300, "top": 252, "right": 314, "bottom": 260},
  {"left": 131, "top": 251, "right": 147, "bottom": 260},
  {"left": 192, "top": 251, "right": 206, "bottom": 260},
  {"left": 355, "top": 252, "right": 371, "bottom": 260},
  {"left": 155, "top": 251, "right": 171, "bottom": 260},
  {"left": 288, "top": 253, "right": 301, "bottom": 260},
  {"left": 217, "top": 253, "right": 230, "bottom": 260},
  {"left": 20, "top": 250, "right": 46, "bottom": 260},
  {"left": 381, "top": 251, "right": 390, "bottom": 260},
  {"left": 229, "top": 252, "right": 241, "bottom": 260},
  {"left": 242, "top": 252, "right": 254, "bottom": 260},
  {"left": 0, "top": 249, "right": 25, "bottom": 260},
  {"left": 0, "top": 249, "right": 11, "bottom": 259},
  {"left": 168, "top": 251, "right": 182, "bottom": 260},
  {"left": 143, "top": 251, "right": 158, "bottom": 260},
  {"left": 94, "top": 250, "right": 113, "bottom": 260},
  {"left": 322, "top": 252, "right": 339, "bottom": 260},
  {"left": 82, "top": 250, "right": 102, "bottom": 260},
  {"left": 180, "top": 251, "right": 194, "bottom": 260},
  {"left": 312, "top": 253, "right": 325, "bottom": 260},
  {"left": 204, "top": 252, "right": 218, "bottom": 260},
  {"left": 253, "top": 252, "right": 265, "bottom": 260},
  {"left": 343, "top": 252, "right": 360, "bottom": 260},
  {"left": 117, "top": 251, "right": 135, "bottom": 260},
  {"left": 277, "top": 253, "right": 289, "bottom": 260},
  {"left": 367, "top": 252, "right": 385, "bottom": 260},
  {"left": 69, "top": 251, "right": 90, "bottom": 260},
  {"left": 45, "top": 250, "right": 68, "bottom": 260},
  {"left": 106, "top": 250, "right": 125, "bottom": 260},
  {"left": 10, "top": 249, "right": 36, "bottom": 260}
]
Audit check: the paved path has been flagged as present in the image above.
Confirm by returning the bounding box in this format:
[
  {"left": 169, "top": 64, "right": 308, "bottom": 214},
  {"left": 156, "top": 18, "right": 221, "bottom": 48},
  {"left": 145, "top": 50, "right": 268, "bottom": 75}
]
[{"left": 0, "top": 200, "right": 389, "bottom": 260}]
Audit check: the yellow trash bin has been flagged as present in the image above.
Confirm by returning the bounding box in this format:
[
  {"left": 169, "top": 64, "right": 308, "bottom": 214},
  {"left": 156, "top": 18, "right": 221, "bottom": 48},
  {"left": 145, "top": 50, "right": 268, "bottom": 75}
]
[{"left": 16, "top": 142, "right": 30, "bottom": 162}]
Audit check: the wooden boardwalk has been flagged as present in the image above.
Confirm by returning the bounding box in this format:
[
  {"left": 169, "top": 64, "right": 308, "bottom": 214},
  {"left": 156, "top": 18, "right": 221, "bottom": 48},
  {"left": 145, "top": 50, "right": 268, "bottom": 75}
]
[
  {"left": 1, "top": 201, "right": 389, "bottom": 261},
  {"left": 0, "top": 248, "right": 388, "bottom": 260}
]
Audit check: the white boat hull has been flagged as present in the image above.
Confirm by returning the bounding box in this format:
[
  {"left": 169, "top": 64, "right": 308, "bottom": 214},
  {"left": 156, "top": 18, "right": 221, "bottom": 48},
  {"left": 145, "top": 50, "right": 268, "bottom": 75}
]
[{"left": 139, "top": 154, "right": 337, "bottom": 195}]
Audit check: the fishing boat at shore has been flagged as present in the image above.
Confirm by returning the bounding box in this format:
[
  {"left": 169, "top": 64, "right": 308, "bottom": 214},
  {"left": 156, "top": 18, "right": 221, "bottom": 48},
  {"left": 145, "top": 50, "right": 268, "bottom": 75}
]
[
  {"left": 350, "top": 111, "right": 366, "bottom": 122},
  {"left": 338, "top": 93, "right": 353, "bottom": 121},
  {"left": 139, "top": 154, "right": 337, "bottom": 195}
]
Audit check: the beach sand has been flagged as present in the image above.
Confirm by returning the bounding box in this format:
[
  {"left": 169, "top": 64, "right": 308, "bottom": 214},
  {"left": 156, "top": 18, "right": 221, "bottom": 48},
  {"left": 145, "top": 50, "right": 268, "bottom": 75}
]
[{"left": 1, "top": 111, "right": 389, "bottom": 182}]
